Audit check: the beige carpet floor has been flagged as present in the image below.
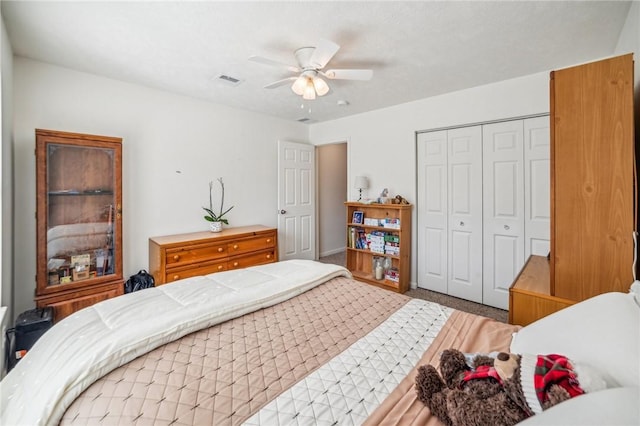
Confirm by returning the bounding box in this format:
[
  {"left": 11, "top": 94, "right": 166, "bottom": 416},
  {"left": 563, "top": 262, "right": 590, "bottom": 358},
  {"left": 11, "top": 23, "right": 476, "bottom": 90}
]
[{"left": 318, "top": 251, "right": 508, "bottom": 323}]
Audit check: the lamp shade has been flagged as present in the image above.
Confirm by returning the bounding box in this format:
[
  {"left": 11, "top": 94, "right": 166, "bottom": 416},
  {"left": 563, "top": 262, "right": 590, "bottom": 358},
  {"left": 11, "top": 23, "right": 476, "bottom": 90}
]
[
  {"left": 302, "top": 79, "right": 316, "bottom": 100},
  {"left": 354, "top": 176, "right": 369, "bottom": 190},
  {"left": 291, "top": 76, "right": 307, "bottom": 96},
  {"left": 313, "top": 77, "right": 330, "bottom": 96}
]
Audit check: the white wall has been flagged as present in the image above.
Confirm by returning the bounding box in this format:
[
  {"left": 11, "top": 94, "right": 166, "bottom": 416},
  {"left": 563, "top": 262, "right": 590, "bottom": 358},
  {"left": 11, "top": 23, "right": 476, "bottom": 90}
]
[
  {"left": 309, "top": 72, "right": 550, "bottom": 288},
  {"left": 12, "top": 58, "right": 308, "bottom": 317},
  {"left": 317, "top": 143, "right": 347, "bottom": 256}
]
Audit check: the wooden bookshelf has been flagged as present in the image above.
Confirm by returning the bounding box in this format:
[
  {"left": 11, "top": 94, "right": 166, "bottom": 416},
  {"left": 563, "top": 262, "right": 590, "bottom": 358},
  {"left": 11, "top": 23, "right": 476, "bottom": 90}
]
[{"left": 345, "top": 202, "right": 412, "bottom": 293}]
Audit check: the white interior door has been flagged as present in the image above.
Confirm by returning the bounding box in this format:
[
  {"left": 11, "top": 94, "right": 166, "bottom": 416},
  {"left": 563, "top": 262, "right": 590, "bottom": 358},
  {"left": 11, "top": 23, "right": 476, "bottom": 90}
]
[
  {"left": 277, "top": 140, "right": 316, "bottom": 261},
  {"left": 417, "top": 130, "right": 448, "bottom": 293},
  {"left": 524, "top": 116, "right": 551, "bottom": 257},
  {"left": 482, "top": 120, "right": 525, "bottom": 309},
  {"left": 447, "top": 126, "right": 483, "bottom": 303}
]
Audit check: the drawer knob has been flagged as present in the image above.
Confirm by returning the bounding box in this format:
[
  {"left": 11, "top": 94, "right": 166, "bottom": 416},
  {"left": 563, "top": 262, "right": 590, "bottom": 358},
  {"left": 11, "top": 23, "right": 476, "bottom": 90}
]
[
  {"left": 173, "top": 255, "right": 180, "bottom": 261},
  {"left": 266, "top": 238, "right": 271, "bottom": 243},
  {"left": 218, "top": 265, "right": 224, "bottom": 270},
  {"left": 233, "top": 262, "right": 239, "bottom": 267},
  {"left": 218, "top": 247, "right": 223, "bottom": 252},
  {"left": 266, "top": 254, "right": 272, "bottom": 259},
  {"left": 233, "top": 244, "right": 239, "bottom": 250},
  {"left": 173, "top": 275, "right": 180, "bottom": 281}
]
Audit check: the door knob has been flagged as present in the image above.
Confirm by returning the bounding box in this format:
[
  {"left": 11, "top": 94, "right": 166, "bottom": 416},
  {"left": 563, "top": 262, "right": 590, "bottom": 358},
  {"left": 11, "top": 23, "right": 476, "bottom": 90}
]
[
  {"left": 279, "top": 209, "right": 287, "bottom": 214},
  {"left": 504, "top": 225, "right": 510, "bottom": 230},
  {"left": 459, "top": 221, "right": 465, "bottom": 226}
]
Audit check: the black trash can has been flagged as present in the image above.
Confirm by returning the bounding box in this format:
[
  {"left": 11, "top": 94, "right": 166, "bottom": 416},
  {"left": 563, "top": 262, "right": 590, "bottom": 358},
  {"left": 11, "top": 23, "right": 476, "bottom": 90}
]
[{"left": 6, "top": 307, "right": 53, "bottom": 372}]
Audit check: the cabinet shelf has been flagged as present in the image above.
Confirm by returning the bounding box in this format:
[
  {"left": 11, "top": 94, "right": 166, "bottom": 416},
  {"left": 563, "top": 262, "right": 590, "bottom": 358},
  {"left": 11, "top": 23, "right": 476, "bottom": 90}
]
[
  {"left": 345, "top": 246, "right": 400, "bottom": 260},
  {"left": 49, "top": 190, "right": 114, "bottom": 196},
  {"left": 347, "top": 222, "right": 402, "bottom": 232},
  {"left": 351, "top": 270, "right": 400, "bottom": 290}
]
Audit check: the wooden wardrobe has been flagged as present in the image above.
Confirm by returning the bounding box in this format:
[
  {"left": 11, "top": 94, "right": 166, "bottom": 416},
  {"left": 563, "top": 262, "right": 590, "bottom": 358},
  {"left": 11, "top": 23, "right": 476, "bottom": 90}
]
[
  {"left": 510, "top": 53, "right": 637, "bottom": 325},
  {"left": 551, "top": 53, "right": 636, "bottom": 299}
]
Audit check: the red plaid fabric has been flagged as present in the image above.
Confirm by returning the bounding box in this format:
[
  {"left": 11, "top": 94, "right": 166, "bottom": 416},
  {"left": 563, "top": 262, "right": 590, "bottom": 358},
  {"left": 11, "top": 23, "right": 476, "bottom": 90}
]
[
  {"left": 461, "top": 365, "right": 503, "bottom": 386},
  {"left": 534, "top": 354, "right": 584, "bottom": 404}
]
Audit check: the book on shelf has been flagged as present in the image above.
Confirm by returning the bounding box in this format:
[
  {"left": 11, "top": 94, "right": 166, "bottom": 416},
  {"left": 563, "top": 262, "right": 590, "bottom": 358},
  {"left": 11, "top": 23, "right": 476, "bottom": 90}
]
[
  {"left": 385, "top": 267, "right": 400, "bottom": 282},
  {"left": 382, "top": 218, "right": 401, "bottom": 229}
]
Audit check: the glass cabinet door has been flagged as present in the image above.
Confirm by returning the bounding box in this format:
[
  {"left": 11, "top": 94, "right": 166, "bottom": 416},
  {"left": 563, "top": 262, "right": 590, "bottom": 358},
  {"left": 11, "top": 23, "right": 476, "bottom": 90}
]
[
  {"left": 46, "top": 144, "right": 118, "bottom": 286},
  {"left": 36, "top": 130, "right": 123, "bottom": 300}
]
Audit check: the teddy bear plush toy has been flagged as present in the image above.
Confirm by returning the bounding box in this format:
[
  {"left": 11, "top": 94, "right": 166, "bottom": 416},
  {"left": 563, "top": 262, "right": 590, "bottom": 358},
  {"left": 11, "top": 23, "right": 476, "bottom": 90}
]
[{"left": 415, "top": 349, "right": 606, "bottom": 426}]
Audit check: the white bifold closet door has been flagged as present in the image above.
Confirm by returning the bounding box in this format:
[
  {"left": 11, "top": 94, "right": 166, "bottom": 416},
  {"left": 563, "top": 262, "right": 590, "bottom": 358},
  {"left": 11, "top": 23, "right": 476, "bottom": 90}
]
[
  {"left": 482, "top": 120, "right": 525, "bottom": 309},
  {"left": 417, "top": 126, "right": 483, "bottom": 304},
  {"left": 417, "top": 116, "right": 549, "bottom": 309}
]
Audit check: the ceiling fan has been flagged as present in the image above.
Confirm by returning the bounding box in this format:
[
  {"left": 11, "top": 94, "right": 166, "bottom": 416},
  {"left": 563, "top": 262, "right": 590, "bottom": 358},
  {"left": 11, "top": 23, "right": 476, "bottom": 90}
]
[{"left": 249, "top": 39, "right": 373, "bottom": 100}]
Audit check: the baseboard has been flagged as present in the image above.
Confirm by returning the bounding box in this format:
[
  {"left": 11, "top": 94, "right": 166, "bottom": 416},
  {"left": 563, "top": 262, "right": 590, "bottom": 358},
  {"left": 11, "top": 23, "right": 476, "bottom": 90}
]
[{"left": 319, "top": 247, "right": 346, "bottom": 257}]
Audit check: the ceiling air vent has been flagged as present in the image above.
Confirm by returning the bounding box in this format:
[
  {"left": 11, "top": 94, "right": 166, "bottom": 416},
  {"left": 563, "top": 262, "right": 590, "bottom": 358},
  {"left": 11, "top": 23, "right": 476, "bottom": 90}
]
[{"left": 215, "top": 74, "right": 243, "bottom": 86}]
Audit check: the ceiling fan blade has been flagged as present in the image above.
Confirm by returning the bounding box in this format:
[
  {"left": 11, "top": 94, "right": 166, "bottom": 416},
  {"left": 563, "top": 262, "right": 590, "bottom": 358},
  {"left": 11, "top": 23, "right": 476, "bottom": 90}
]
[
  {"left": 249, "top": 55, "right": 300, "bottom": 73},
  {"left": 264, "top": 77, "right": 297, "bottom": 89},
  {"left": 324, "top": 69, "right": 373, "bottom": 80},
  {"left": 309, "top": 39, "right": 340, "bottom": 69}
]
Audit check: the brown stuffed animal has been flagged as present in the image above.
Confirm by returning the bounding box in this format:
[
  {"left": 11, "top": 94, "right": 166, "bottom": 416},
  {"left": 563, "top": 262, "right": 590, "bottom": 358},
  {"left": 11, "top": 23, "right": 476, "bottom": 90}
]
[
  {"left": 416, "top": 349, "right": 604, "bottom": 426},
  {"left": 415, "top": 349, "right": 528, "bottom": 426}
]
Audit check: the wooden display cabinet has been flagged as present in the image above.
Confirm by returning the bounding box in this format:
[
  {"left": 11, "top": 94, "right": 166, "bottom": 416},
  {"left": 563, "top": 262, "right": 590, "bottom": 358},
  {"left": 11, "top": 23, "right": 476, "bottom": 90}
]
[
  {"left": 35, "top": 129, "right": 124, "bottom": 322},
  {"left": 345, "top": 202, "right": 412, "bottom": 293}
]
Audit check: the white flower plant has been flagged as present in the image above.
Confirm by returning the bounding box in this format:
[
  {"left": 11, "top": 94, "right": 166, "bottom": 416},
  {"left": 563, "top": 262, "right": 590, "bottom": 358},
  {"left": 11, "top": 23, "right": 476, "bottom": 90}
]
[{"left": 203, "top": 177, "right": 234, "bottom": 225}]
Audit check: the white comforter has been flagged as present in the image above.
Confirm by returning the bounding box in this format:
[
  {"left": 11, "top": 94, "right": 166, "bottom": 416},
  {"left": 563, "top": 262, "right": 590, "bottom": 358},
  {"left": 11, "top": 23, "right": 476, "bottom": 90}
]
[{"left": 0, "top": 260, "right": 350, "bottom": 426}]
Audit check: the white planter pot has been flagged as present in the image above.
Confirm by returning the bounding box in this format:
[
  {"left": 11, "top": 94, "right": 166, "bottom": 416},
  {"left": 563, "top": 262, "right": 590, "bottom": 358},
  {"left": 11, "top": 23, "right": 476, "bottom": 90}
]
[{"left": 209, "top": 221, "right": 223, "bottom": 233}]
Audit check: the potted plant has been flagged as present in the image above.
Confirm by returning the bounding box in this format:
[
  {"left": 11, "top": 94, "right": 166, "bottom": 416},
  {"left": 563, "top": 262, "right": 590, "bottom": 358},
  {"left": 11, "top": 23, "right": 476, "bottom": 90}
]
[{"left": 203, "top": 178, "right": 234, "bottom": 232}]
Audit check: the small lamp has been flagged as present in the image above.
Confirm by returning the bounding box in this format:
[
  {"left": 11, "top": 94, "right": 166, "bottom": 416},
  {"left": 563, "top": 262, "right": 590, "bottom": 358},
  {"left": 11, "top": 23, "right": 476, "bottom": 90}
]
[{"left": 354, "top": 176, "right": 369, "bottom": 201}]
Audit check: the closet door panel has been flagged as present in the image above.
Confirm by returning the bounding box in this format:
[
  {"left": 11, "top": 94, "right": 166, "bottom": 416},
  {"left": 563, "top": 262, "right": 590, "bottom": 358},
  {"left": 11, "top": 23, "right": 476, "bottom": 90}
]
[
  {"left": 447, "top": 126, "right": 482, "bottom": 303},
  {"left": 524, "top": 116, "right": 550, "bottom": 258},
  {"left": 417, "top": 131, "right": 448, "bottom": 293},
  {"left": 482, "top": 120, "right": 524, "bottom": 309}
]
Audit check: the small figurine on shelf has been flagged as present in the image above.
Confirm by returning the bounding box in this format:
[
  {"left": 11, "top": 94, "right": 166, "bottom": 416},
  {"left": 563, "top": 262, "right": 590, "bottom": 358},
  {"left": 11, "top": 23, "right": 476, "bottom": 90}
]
[
  {"left": 378, "top": 188, "right": 389, "bottom": 204},
  {"left": 391, "top": 195, "right": 410, "bottom": 205}
]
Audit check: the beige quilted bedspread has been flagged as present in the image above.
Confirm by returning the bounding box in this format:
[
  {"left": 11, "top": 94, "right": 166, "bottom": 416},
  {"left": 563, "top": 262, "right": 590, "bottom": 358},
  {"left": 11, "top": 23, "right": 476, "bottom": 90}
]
[{"left": 61, "top": 277, "right": 410, "bottom": 425}]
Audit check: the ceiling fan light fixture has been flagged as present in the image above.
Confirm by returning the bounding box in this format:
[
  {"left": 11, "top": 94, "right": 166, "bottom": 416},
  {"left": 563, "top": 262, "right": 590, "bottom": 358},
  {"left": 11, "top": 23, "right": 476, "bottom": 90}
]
[
  {"left": 313, "top": 76, "right": 330, "bottom": 96},
  {"left": 303, "top": 79, "right": 316, "bottom": 100},
  {"left": 291, "top": 76, "right": 307, "bottom": 96}
]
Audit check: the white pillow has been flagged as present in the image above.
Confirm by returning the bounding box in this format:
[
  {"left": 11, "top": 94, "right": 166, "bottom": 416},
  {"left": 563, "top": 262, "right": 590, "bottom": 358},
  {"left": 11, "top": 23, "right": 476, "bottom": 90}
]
[
  {"left": 510, "top": 292, "right": 639, "bottom": 388},
  {"left": 517, "top": 387, "right": 639, "bottom": 425}
]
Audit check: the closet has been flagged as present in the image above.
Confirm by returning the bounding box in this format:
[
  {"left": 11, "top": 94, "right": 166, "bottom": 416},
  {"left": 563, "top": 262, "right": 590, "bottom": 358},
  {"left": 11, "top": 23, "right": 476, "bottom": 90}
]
[{"left": 417, "top": 116, "right": 550, "bottom": 309}]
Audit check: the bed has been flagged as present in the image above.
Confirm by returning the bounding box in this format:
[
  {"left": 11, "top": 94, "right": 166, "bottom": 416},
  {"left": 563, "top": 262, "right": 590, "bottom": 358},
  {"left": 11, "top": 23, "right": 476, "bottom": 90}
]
[{"left": 1, "top": 260, "right": 638, "bottom": 425}]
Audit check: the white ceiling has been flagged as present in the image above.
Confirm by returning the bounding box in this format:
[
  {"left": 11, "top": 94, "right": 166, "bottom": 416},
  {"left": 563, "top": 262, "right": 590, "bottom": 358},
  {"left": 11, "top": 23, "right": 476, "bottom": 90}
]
[{"left": 1, "top": 1, "right": 632, "bottom": 123}]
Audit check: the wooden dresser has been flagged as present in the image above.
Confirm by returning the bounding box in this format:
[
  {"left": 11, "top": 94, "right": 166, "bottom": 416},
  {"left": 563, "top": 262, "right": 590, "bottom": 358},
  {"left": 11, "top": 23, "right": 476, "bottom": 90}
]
[{"left": 149, "top": 225, "right": 278, "bottom": 285}]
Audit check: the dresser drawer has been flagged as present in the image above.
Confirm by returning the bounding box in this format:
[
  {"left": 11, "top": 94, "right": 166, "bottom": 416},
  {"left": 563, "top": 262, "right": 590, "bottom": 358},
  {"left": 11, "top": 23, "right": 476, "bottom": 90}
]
[
  {"left": 227, "top": 233, "right": 276, "bottom": 256},
  {"left": 165, "top": 242, "right": 228, "bottom": 267},
  {"left": 165, "top": 261, "right": 227, "bottom": 283},
  {"left": 227, "top": 249, "right": 276, "bottom": 270}
]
